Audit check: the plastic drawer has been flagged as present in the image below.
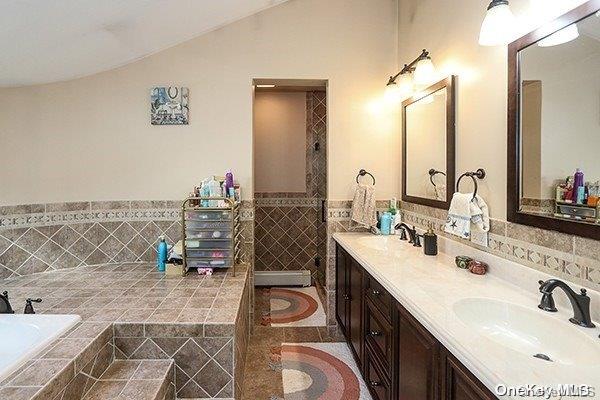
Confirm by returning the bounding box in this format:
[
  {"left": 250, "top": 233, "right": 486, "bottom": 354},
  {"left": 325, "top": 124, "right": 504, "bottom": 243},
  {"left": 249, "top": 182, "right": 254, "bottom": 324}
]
[
  {"left": 186, "top": 249, "right": 231, "bottom": 258},
  {"left": 185, "top": 231, "right": 232, "bottom": 240},
  {"left": 185, "top": 221, "right": 231, "bottom": 230},
  {"left": 187, "top": 259, "right": 233, "bottom": 268},
  {"left": 185, "top": 210, "right": 231, "bottom": 221}
]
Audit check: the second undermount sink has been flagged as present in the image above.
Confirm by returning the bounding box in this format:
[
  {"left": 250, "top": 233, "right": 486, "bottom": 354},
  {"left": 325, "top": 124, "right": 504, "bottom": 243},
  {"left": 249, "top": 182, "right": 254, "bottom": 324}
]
[{"left": 453, "top": 298, "right": 600, "bottom": 366}]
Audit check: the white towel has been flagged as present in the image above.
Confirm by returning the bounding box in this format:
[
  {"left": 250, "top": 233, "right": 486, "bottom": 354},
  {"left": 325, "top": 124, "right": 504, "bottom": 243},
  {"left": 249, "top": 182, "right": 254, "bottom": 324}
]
[
  {"left": 445, "top": 193, "right": 489, "bottom": 240},
  {"left": 351, "top": 184, "right": 377, "bottom": 228}
]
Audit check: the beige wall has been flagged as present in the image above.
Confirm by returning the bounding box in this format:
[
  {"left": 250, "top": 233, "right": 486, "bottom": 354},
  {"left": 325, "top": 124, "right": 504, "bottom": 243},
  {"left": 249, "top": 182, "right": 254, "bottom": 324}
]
[
  {"left": 398, "top": 0, "right": 587, "bottom": 219},
  {"left": 0, "top": 0, "right": 399, "bottom": 205},
  {"left": 253, "top": 92, "right": 307, "bottom": 193}
]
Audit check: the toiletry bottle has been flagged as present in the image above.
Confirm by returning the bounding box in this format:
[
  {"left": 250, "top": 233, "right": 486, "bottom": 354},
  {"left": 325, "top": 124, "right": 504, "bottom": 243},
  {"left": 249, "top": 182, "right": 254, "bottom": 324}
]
[
  {"left": 225, "top": 171, "right": 234, "bottom": 196},
  {"left": 423, "top": 227, "right": 438, "bottom": 256},
  {"left": 574, "top": 169, "right": 584, "bottom": 203},
  {"left": 380, "top": 212, "right": 392, "bottom": 235},
  {"left": 157, "top": 236, "right": 167, "bottom": 272}
]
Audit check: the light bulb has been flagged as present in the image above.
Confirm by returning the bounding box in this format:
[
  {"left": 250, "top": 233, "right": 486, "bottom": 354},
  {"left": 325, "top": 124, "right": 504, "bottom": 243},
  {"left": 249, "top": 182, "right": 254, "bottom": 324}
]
[
  {"left": 414, "top": 57, "right": 436, "bottom": 86},
  {"left": 479, "top": 1, "right": 518, "bottom": 46},
  {"left": 397, "top": 73, "right": 414, "bottom": 99},
  {"left": 538, "top": 24, "right": 579, "bottom": 47},
  {"left": 384, "top": 82, "right": 402, "bottom": 103}
]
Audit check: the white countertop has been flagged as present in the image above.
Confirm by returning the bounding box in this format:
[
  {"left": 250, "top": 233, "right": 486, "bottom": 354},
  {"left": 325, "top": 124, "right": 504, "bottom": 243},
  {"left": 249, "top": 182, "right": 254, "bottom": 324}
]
[{"left": 333, "top": 232, "right": 600, "bottom": 399}]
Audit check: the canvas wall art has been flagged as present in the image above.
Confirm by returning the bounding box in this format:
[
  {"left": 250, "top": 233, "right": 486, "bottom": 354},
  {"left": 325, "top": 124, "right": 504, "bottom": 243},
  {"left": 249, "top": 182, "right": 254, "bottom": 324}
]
[{"left": 150, "top": 86, "right": 189, "bottom": 125}]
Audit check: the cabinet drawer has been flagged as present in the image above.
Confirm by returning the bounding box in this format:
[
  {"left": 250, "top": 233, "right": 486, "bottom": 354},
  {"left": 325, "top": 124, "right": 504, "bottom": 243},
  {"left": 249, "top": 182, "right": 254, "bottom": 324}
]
[
  {"left": 365, "top": 274, "right": 392, "bottom": 322},
  {"left": 364, "top": 298, "right": 393, "bottom": 375},
  {"left": 364, "top": 346, "right": 391, "bottom": 400}
]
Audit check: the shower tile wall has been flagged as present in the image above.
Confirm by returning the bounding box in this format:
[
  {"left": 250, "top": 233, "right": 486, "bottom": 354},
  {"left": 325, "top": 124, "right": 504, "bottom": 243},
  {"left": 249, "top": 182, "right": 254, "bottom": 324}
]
[
  {"left": 254, "top": 195, "right": 321, "bottom": 275},
  {"left": 254, "top": 91, "right": 327, "bottom": 284}
]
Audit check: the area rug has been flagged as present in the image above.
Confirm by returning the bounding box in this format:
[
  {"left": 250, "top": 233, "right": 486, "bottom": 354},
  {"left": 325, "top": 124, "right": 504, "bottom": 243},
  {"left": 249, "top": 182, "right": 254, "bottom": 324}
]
[
  {"left": 279, "top": 342, "right": 372, "bottom": 400},
  {"left": 269, "top": 286, "right": 326, "bottom": 327}
]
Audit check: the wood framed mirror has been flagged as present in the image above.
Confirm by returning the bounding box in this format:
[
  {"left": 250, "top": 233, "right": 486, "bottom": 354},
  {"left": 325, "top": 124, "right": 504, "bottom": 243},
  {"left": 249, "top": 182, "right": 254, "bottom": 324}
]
[
  {"left": 402, "top": 76, "right": 456, "bottom": 209},
  {"left": 508, "top": 0, "right": 600, "bottom": 240}
]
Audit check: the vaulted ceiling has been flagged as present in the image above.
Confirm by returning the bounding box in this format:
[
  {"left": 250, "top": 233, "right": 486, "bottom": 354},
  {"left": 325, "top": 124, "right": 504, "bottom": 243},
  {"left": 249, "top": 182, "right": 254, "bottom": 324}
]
[{"left": 0, "top": 0, "right": 289, "bottom": 87}]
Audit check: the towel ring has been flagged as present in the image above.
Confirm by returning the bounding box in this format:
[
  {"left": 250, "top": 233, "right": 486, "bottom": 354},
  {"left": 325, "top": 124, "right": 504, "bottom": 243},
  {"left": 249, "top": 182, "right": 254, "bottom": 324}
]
[
  {"left": 356, "top": 169, "right": 376, "bottom": 185},
  {"left": 428, "top": 169, "right": 446, "bottom": 187},
  {"left": 456, "top": 168, "right": 486, "bottom": 200}
]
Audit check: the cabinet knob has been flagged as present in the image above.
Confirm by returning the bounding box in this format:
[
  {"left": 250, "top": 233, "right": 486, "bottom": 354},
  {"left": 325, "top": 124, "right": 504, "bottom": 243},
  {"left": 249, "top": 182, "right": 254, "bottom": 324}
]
[
  {"left": 371, "top": 289, "right": 381, "bottom": 296},
  {"left": 370, "top": 330, "right": 382, "bottom": 337},
  {"left": 370, "top": 381, "right": 381, "bottom": 387}
]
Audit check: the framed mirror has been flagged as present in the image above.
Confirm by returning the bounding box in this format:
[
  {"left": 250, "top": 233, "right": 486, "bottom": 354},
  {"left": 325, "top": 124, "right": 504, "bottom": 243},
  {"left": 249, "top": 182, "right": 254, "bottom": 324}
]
[
  {"left": 508, "top": 0, "right": 600, "bottom": 239},
  {"left": 402, "top": 76, "right": 456, "bottom": 209}
]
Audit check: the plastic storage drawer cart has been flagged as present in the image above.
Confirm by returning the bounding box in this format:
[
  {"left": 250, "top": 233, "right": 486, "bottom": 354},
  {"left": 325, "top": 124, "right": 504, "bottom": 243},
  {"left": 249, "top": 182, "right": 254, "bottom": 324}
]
[{"left": 181, "top": 197, "right": 241, "bottom": 276}]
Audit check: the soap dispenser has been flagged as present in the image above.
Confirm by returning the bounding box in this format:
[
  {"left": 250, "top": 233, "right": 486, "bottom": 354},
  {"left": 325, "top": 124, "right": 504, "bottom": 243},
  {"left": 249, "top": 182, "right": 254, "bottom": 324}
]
[{"left": 423, "top": 226, "right": 438, "bottom": 256}]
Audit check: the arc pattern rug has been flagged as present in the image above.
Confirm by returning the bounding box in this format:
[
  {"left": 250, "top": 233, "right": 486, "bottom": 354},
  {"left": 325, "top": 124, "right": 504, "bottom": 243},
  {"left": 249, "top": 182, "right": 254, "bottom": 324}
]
[
  {"left": 269, "top": 286, "right": 326, "bottom": 327},
  {"left": 279, "top": 343, "right": 372, "bottom": 400}
]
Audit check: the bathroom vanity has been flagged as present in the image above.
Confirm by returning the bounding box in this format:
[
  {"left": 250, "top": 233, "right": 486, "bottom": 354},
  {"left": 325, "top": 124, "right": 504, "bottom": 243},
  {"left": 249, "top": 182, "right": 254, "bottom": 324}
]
[
  {"left": 335, "top": 240, "right": 494, "bottom": 400},
  {"left": 333, "top": 233, "right": 600, "bottom": 400}
]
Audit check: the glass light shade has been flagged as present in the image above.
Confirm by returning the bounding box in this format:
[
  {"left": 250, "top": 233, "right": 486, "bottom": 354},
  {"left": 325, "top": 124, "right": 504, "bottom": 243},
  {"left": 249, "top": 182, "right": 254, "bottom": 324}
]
[
  {"left": 479, "top": 3, "right": 518, "bottom": 46},
  {"left": 397, "top": 73, "right": 414, "bottom": 99},
  {"left": 538, "top": 24, "right": 579, "bottom": 47},
  {"left": 413, "top": 58, "right": 436, "bottom": 86},
  {"left": 384, "top": 82, "right": 402, "bottom": 103}
]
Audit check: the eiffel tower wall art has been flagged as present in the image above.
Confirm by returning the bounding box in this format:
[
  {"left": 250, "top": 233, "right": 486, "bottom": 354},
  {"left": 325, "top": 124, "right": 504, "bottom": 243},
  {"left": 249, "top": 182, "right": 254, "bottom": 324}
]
[{"left": 150, "top": 86, "right": 189, "bottom": 125}]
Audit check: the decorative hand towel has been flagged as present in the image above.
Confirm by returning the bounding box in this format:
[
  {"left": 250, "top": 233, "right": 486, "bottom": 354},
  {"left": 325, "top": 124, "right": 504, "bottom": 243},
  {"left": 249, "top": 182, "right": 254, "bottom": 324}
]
[
  {"left": 351, "top": 183, "right": 377, "bottom": 228},
  {"left": 445, "top": 193, "right": 490, "bottom": 242}
]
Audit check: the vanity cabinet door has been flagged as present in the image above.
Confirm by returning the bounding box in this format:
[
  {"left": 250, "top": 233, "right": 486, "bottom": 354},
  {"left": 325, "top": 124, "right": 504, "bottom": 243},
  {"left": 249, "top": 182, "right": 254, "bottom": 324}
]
[
  {"left": 396, "top": 303, "right": 439, "bottom": 400},
  {"left": 440, "top": 348, "right": 496, "bottom": 400},
  {"left": 348, "top": 257, "right": 364, "bottom": 365},
  {"left": 335, "top": 244, "right": 349, "bottom": 337}
]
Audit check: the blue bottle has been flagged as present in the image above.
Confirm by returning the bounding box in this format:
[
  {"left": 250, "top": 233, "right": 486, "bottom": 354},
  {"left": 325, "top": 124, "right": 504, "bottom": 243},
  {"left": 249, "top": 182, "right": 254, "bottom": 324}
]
[
  {"left": 380, "top": 212, "right": 392, "bottom": 235},
  {"left": 157, "top": 236, "right": 167, "bottom": 272}
]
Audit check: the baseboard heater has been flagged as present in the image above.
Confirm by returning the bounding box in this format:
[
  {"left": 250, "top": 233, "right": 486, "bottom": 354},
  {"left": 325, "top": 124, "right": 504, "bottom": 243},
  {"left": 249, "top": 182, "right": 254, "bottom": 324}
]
[{"left": 254, "top": 270, "right": 311, "bottom": 287}]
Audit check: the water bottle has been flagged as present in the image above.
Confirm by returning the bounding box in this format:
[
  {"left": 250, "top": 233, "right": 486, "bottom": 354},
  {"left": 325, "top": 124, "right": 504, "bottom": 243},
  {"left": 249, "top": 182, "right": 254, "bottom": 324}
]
[{"left": 157, "top": 236, "right": 167, "bottom": 272}]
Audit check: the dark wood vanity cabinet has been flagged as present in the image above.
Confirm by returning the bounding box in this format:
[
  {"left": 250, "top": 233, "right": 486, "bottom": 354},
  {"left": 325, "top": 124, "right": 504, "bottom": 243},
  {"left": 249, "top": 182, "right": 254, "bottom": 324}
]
[
  {"left": 334, "top": 243, "right": 497, "bottom": 400},
  {"left": 335, "top": 245, "right": 364, "bottom": 365},
  {"left": 396, "top": 302, "right": 439, "bottom": 400},
  {"left": 441, "top": 348, "right": 497, "bottom": 400}
]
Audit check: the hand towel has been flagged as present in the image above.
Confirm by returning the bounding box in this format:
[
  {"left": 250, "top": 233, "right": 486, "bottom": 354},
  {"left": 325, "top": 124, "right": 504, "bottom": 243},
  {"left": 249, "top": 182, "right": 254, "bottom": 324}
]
[
  {"left": 351, "top": 183, "right": 377, "bottom": 228},
  {"left": 445, "top": 193, "right": 490, "bottom": 240}
]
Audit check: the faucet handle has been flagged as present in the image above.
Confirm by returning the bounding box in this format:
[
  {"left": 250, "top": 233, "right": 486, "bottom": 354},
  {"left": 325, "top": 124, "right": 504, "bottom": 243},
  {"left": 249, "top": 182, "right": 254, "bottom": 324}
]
[
  {"left": 399, "top": 228, "right": 407, "bottom": 240},
  {"left": 580, "top": 288, "right": 588, "bottom": 297}
]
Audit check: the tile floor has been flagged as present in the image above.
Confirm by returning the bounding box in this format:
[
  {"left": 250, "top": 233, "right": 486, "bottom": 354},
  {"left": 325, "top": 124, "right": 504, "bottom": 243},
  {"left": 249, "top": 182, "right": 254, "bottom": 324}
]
[{"left": 241, "top": 288, "right": 345, "bottom": 400}]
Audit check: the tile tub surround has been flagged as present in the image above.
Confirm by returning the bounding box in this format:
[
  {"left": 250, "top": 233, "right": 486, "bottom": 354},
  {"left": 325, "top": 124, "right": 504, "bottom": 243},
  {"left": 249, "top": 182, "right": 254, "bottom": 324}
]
[
  {"left": 0, "top": 200, "right": 255, "bottom": 280},
  {"left": 400, "top": 200, "right": 600, "bottom": 293},
  {"left": 0, "top": 263, "right": 251, "bottom": 400},
  {"left": 333, "top": 233, "right": 600, "bottom": 394}
]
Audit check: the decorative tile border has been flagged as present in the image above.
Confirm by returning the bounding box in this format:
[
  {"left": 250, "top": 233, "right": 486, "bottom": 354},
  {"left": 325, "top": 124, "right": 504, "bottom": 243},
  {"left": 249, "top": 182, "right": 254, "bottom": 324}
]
[
  {"left": 0, "top": 209, "right": 180, "bottom": 229},
  {"left": 254, "top": 197, "right": 321, "bottom": 208}
]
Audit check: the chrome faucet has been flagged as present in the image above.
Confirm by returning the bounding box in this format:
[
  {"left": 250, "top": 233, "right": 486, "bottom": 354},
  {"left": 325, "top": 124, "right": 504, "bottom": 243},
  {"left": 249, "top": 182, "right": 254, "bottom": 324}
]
[
  {"left": 395, "top": 223, "right": 421, "bottom": 247},
  {"left": 0, "top": 291, "right": 15, "bottom": 314},
  {"left": 538, "top": 279, "right": 595, "bottom": 328}
]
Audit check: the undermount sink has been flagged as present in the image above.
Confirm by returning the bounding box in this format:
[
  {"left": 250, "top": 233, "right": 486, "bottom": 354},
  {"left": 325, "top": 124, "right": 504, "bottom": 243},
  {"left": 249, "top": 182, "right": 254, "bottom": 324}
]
[
  {"left": 453, "top": 298, "right": 600, "bottom": 366},
  {"left": 356, "top": 236, "right": 396, "bottom": 251}
]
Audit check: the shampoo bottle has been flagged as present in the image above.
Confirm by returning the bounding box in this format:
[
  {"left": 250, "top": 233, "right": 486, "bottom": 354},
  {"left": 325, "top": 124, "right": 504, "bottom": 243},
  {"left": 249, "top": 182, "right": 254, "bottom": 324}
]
[{"left": 157, "top": 236, "right": 167, "bottom": 272}]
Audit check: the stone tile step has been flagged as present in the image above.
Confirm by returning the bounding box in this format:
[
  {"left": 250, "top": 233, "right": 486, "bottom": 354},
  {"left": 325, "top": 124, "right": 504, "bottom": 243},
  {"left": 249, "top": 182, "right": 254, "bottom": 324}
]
[{"left": 83, "top": 359, "right": 175, "bottom": 400}]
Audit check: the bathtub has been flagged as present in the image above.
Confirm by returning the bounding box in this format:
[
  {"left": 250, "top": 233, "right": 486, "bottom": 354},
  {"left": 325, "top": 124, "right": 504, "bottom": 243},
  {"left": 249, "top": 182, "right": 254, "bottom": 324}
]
[{"left": 0, "top": 314, "right": 81, "bottom": 381}]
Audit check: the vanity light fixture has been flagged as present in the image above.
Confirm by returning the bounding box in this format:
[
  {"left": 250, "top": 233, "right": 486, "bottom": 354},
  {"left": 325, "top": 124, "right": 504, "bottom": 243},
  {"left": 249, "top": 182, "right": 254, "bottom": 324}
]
[
  {"left": 479, "top": 0, "right": 518, "bottom": 46},
  {"left": 386, "top": 49, "right": 436, "bottom": 101},
  {"left": 256, "top": 84, "right": 276, "bottom": 88},
  {"left": 538, "top": 23, "right": 579, "bottom": 47}
]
